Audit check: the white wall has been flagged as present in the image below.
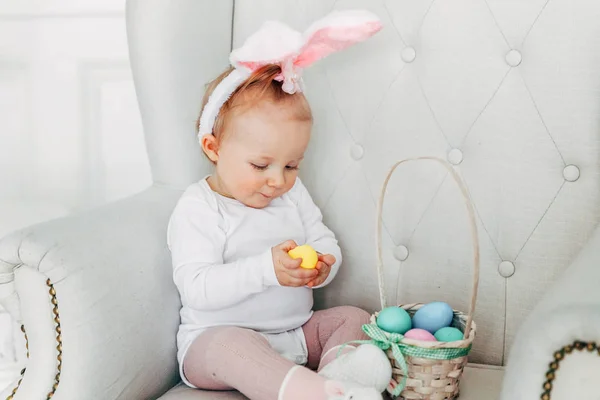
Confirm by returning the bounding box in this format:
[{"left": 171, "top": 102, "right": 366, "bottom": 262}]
[{"left": 0, "top": 0, "right": 151, "bottom": 391}]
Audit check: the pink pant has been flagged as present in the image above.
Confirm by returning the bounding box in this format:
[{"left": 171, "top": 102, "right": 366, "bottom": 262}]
[{"left": 183, "top": 306, "right": 370, "bottom": 399}]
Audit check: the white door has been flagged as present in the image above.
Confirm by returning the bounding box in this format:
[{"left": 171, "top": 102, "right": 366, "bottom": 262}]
[{"left": 0, "top": 0, "right": 151, "bottom": 390}]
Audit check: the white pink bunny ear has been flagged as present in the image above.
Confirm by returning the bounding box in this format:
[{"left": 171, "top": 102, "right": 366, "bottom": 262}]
[
  {"left": 230, "top": 20, "right": 304, "bottom": 72},
  {"left": 197, "top": 9, "right": 382, "bottom": 138},
  {"left": 295, "top": 10, "right": 383, "bottom": 68}
]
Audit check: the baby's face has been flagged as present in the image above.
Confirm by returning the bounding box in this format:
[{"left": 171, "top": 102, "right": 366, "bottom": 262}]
[{"left": 214, "top": 101, "right": 311, "bottom": 208}]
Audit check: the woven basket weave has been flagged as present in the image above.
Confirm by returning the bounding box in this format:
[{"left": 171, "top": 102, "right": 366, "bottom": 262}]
[{"left": 368, "top": 157, "right": 480, "bottom": 400}]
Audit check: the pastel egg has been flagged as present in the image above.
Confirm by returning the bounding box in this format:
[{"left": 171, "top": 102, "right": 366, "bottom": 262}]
[
  {"left": 288, "top": 244, "right": 318, "bottom": 269},
  {"left": 376, "top": 307, "right": 412, "bottom": 334},
  {"left": 412, "top": 302, "right": 454, "bottom": 334},
  {"left": 404, "top": 328, "right": 437, "bottom": 341},
  {"left": 434, "top": 327, "right": 464, "bottom": 342}
]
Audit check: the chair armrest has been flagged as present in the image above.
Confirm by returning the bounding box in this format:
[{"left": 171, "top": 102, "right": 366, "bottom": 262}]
[
  {"left": 500, "top": 224, "right": 600, "bottom": 400},
  {"left": 0, "top": 186, "right": 183, "bottom": 400}
]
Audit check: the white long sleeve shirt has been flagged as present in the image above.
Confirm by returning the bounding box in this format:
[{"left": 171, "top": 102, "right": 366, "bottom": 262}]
[{"left": 167, "top": 176, "right": 342, "bottom": 366}]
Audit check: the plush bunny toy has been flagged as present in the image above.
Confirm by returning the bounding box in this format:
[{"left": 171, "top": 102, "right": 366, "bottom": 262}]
[{"left": 324, "top": 380, "right": 383, "bottom": 400}]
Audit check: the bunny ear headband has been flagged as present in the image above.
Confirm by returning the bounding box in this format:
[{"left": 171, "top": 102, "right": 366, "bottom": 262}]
[{"left": 198, "top": 9, "right": 383, "bottom": 138}]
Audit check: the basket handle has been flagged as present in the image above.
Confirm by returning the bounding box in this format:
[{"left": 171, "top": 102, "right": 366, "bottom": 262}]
[{"left": 375, "top": 156, "right": 480, "bottom": 339}]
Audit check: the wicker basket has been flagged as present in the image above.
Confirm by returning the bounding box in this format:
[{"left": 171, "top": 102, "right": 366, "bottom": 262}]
[{"left": 367, "top": 157, "right": 480, "bottom": 400}]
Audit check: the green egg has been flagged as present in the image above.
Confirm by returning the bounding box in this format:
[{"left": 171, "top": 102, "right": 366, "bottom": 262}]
[
  {"left": 376, "top": 306, "right": 412, "bottom": 334},
  {"left": 434, "top": 327, "right": 464, "bottom": 342}
]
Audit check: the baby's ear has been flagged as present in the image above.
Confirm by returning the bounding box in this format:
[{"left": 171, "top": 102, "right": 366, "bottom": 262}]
[
  {"left": 324, "top": 380, "right": 345, "bottom": 397},
  {"left": 200, "top": 133, "right": 219, "bottom": 162},
  {"left": 294, "top": 9, "right": 382, "bottom": 68}
]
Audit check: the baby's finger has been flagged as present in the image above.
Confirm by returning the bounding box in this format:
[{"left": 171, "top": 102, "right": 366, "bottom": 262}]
[
  {"left": 318, "top": 253, "right": 336, "bottom": 266},
  {"left": 284, "top": 271, "right": 316, "bottom": 287},
  {"left": 287, "top": 267, "right": 319, "bottom": 280},
  {"left": 317, "top": 262, "right": 331, "bottom": 276},
  {"left": 307, "top": 275, "right": 325, "bottom": 288},
  {"left": 283, "top": 256, "right": 303, "bottom": 269},
  {"left": 309, "top": 264, "right": 330, "bottom": 287},
  {"left": 279, "top": 240, "right": 298, "bottom": 252}
]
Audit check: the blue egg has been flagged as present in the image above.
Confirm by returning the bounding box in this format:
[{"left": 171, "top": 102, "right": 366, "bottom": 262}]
[
  {"left": 434, "top": 327, "right": 464, "bottom": 342},
  {"left": 376, "top": 306, "right": 412, "bottom": 334},
  {"left": 412, "top": 302, "right": 454, "bottom": 334}
]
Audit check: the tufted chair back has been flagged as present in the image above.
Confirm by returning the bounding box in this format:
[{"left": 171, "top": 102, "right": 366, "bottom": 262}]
[{"left": 128, "top": 0, "right": 600, "bottom": 367}]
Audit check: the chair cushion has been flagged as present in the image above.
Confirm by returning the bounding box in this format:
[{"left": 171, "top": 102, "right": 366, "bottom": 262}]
[{"left": 158, "top": 364, "right": 504, "bottom": 399}]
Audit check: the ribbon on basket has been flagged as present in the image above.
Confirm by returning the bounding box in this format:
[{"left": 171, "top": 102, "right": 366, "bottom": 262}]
[{"left": 341, "top": 323, "right": 472, "bottom": 397}]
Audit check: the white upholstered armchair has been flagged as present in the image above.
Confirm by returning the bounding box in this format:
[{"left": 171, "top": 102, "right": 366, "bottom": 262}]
[{"left": 2, "top": 1, "right": 600, "bottom": 399}]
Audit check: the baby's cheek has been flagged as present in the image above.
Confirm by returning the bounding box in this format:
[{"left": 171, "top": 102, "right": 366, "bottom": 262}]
[
  {"left": 284, "top": 176, "right": 297, "bottom": 192},
  {"left": 240, "top": 174, "right": 262, "bottom": 193}
]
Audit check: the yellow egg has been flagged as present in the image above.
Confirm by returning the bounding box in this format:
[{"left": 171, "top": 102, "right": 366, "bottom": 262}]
[{"left": 288, "top": 244, "right": 318, "bottom": 269}]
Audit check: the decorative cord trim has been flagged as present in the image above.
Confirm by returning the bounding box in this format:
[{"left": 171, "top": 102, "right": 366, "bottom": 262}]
[
  {"left": 541, "top": 341, "right": 598, "bottom": 400},
  {"left": 6, "top": 278, "right": 63, "bottom": 399},
  {"left": 4, "top": 325, "right": 27, "bottom": 400},
  {"left": 46, "top": 278, "right": 62, "bottom": 399}
]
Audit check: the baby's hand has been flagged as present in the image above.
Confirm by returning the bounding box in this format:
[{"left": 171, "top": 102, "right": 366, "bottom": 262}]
[
  {"left": 272, "top": 240, "right": 319, "bottom": 287},
  {"left": 307, "top": 253, "right": 336, "bottom": 288}
]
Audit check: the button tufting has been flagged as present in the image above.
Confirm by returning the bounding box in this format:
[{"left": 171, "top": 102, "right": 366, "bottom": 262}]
[
  {"left": 350, "top": 144, "right": 364, "bottom": 160},
  {"left": 447, "top": 148, "right": 463, "bottom": 165},
  {"left": 394, "top": 245, "right": 409, "bottom": 261},
  {"left": 401, "top": 46, "right": 416, "bottom": 63},
  {"left": 505, "top": 49, "right": 522, "bottom": 67},
  {"left": 563, "top": 165, "right": 580, "bottom": 182},
  {"left": 498, "top": 261, "right": 515, "bottom": 278}
]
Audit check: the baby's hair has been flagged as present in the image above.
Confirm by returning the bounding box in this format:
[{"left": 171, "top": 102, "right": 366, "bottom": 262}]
[{"left": 196, "top": 64, "right": 312, "bottom": 142}]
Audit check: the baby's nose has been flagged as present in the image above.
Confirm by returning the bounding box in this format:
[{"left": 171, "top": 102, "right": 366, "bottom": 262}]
[{"left": 267, "top": 170, "right": 285, "bottom": 188}]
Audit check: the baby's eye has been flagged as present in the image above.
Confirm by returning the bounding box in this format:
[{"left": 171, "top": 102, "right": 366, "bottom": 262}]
[
  {"left": 251, "top": 163, "right": 268, "bottom": 171},
  {"left": 285, "top": 165, "right": 299, "bottom": 170}
]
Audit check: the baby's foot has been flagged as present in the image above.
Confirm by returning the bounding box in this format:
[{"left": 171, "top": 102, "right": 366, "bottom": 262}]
[
  {"left": 325, "top": 380, "right": 382, "bottom": 400},
  {"left": 319, "top": 344, "right": 392, "bottom": 393}
]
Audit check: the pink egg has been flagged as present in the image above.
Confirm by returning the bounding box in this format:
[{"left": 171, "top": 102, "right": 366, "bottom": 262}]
[{"left": 404, "top": 328, "right": 437, "bottom": 341}]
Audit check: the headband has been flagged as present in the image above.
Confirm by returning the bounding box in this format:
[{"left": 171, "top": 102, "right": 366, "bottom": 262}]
[{"left": 197, "top": 9, "right": 383, "bottom": 138}]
